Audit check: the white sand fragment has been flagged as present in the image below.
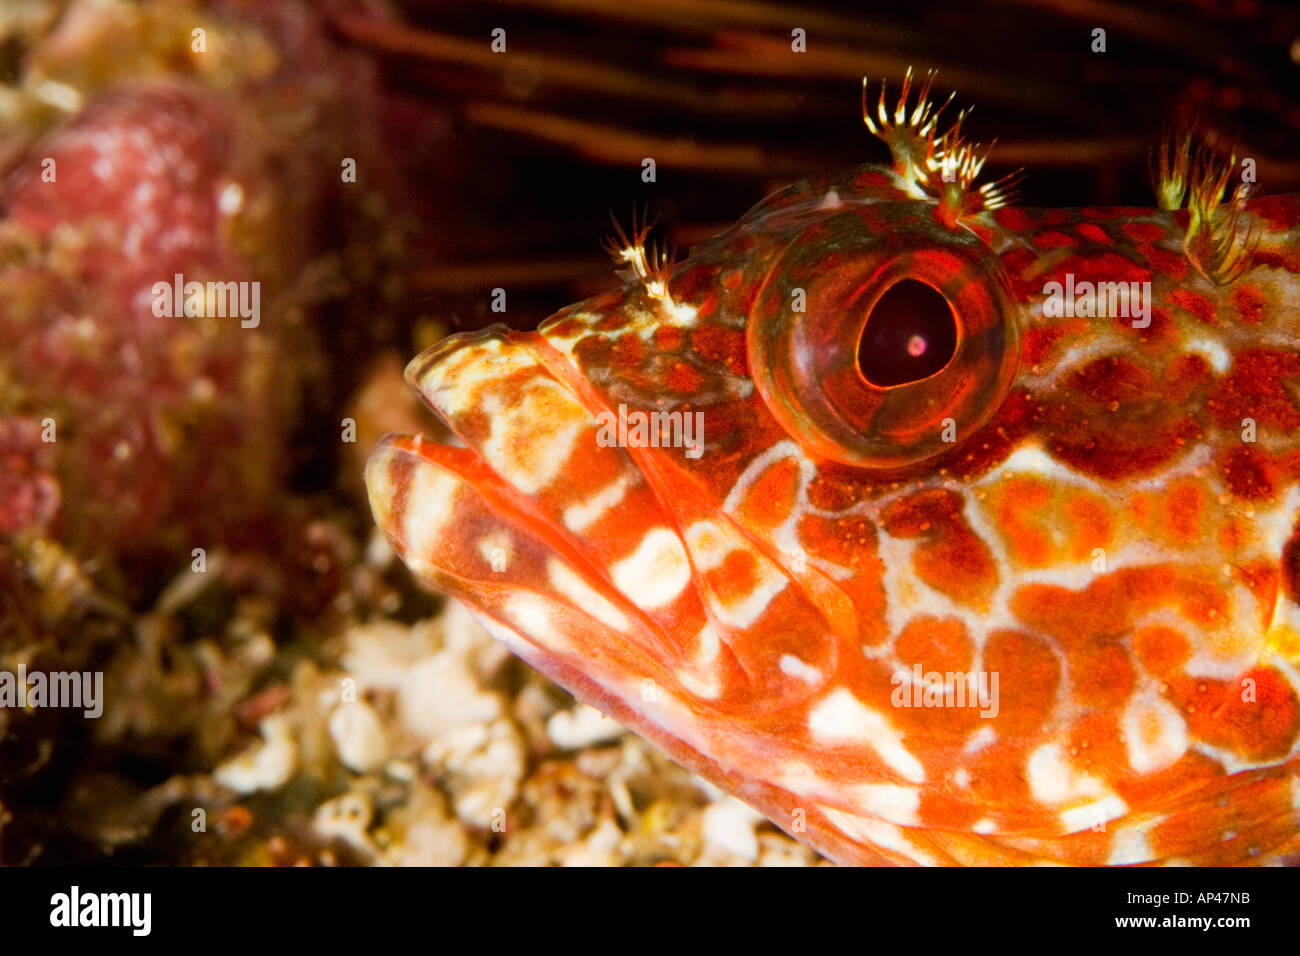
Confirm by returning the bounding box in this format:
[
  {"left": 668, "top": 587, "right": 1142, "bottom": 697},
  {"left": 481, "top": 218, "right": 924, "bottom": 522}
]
[
  {"left": 215, "top": 715, "right": 297, "bottom": 794},
  {"left": 702, "top": 796, "right": 763, "bottom": 862},
  {"left": 546, "top": 704, "right": 626, "bottom": 749},
  {"left": 329, "top": 701, "right": 390, "bottom": 774}
]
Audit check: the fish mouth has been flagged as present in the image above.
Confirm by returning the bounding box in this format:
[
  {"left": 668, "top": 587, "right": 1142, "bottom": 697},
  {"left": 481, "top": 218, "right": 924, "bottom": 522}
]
[
  {"left": 365, "top": 324, "right": 711, "bottom": 710},
  {"left": 365, "top": 324, "right": 840, "bottom": 720}
]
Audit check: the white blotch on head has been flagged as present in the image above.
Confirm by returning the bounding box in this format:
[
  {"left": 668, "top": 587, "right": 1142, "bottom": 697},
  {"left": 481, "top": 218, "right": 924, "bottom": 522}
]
[
  {"left": 685, "top": 520, "right": 730, "bottom": 571},
  {"left": 849, "top": 783, "right": 921, "bottom": 825},
  {"left": 476, "top": 534, "right": 511, "bottom": 569},
  {"left": 714, "top": 569, "right": 787, "bottom": 629},
  {"left": 480, "top": 378, "right": 587, "bottom": 495},
  {"left": 1183, "top": 336, "right": 1231, "bottom": 374},
  {"left": 610, "top": 527, "right": 692, "bottom": 609},
  {"left": 977, "top": 442, "right": 1098, "bottom": 491},
  {"left": 218, "top": 182, "right": 245, "bottom": 216},
  {"left": 818, "top": 189, "right": 842, "bottom": 210},
  {"left": 964, "top": 725, "right": 997, "bottom": 754},
  {"left": 1123, "top": 693, "right": 1188, "bottom": 775},
  {"left": 1107, "top": 826, "right": 1154, "bottom": 865},
  {"left": 398, "top": 463, "right": 461, "bottom": 562},
  {"left": 971, "top": 818, "right": 997, "bottom": 835},
  {"left": 563, "top": 473, "right": 633, "bottom": 533},
  {"left": 1027, "top": 742, "right": 1107, "bottom": 804},
  {"left": 546, "top": 559, "right": 630, "bottom": 633},
  {"left": 1061, "top": 795, "right": 1128, "bottom": 834},
  {"left": 818, "top": 806, "right": 938, "bottom": 865},
  {"left": 676, "top": 625, "right": 722, "bottom": 699},
  {"left": 779, "top": 654, "right": 822, "bottom": 684},
  {"left": 504, "top": 593, "right": 570, "bottom": 653},
  {"left": 807, "top": 689, "right": 925, "bottom": 783}
]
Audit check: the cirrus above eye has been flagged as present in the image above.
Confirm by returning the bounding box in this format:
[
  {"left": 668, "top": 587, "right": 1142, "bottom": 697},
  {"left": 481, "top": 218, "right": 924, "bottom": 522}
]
[
  {"left": 746, "top": 207, "right": 1021, "bottom": 469},
  {"left": 857, "top": 279, "right": 958, "bottom": 387}
]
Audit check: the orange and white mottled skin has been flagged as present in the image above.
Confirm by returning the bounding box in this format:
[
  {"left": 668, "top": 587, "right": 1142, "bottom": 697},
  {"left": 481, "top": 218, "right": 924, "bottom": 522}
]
[{"left": 367, "top": 82, "right": 1300, "bottom": 865}]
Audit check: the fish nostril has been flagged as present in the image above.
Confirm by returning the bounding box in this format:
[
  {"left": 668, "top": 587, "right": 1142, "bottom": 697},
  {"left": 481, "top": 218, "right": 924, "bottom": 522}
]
[{"left": 856, "top": 279, "right": 957, "bottom": 387}]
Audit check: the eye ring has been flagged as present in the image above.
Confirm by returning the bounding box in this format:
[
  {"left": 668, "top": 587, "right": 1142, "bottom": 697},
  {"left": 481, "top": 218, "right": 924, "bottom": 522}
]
[{"left": 746, "top": 209, "right": 1021, "bottom": 469}]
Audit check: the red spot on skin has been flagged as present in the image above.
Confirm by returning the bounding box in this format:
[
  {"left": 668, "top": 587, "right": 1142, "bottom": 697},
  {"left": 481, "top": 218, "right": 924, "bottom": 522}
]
[
  {"left": 1066, "top": 712, "right": 1128, "bottom": 780},
  {"left": 992, "top": 207, "right": 1036, "bottom": 232},
  {"left": 689, "top": 325, "right": 746, "bottom": 377},
  {"left": 720, "top": 268, "right": 743, "bottom": 290},
  {"left": 998, "top": 248, "right": 1044, "bottom": 300},
  {"left": 1207, "top": 349, "right": 1300, "bottom": 431},
  {"left": 894, "top": 617, "right": 973, "bottom": 673},
  {"left": 1169, "top": 288, "right": 1217, "bottom": 325},
  {"left": 1031, "top": 231, "right": 1076, "bottom": 250},
  {"left": 655, "top": 326, "right": 683, "bottom": 351},
  {"left": 1130, "top": 305, "right": 1178, "bottom": 348},
  {"left": 1041, "top": 355, "right": 1204, "bottom": 479},
  {"left": 1162, "top": 354, "right": 1212, "bottom": 404},
  {"left": 1021, "top": 319, "right": 1087, "bottom": 367},
  {"left": 1122, "top": 222, "right": 1166, "bottom": 242},
  {"left": 1220, "top": 446, "right": 1275, "bottom": 500},
  {"left": 1134, "top": 625, "right": 1190, "bottom": 677},
  {"left": 853, "top": 170, "right": 895, "bottom": 191},
  {"left": 664, "top": 360, "right": 703, "bottom": 395},
  {"left": 1255, "top": 246, "right": 1300, "bottom": 275},
  {"left": 1166, "top": 668, "right": 1300, "bottom": 761},
  {"left": 1041, "top": 209, "right": 1070, "bottom": 226},
  {"left": 1011, "top": 567, "right": 1226, "bottom": 654},
  {"left": 993, "top": 477, "right": 1051, "bottom": 566},
  {"left": 589, "top": 290, "right": 623, "bottom": 312},
  {"left": 1053, "top": 250, "right": 1154, "bottom": 287},
  {"left": 982, "top": 630, "right": 1059, "bottom": 734},
  {"left": 1068, "top": 356, "right": 1155, "bottom": 404},
  {"left": 1248, "top": 195, "right": 1300, "bottom": 231},
  {"left": 608, "top": 332, "right": 646, "bottom": 368},
  {"left": 1164, "top": 482, "right": 1204, "bottom": 544},
  {"left": 1069, "top": 641, "right": 1134, "bottom": 709},
  {"left": 1230, "top": 284, "right": 1266, "bottom": 324},
  {"left": 797, "top": 512, "right": 889, "bottom": 645},
  {"left": 697, "top": 293, "right": 718, "bottom": 317},
  {"left": 1074, "top": 222, "right": 1111, "bottom": 244},
  {"left": 1115, "top": 751, "right": 1222, "bottom": 810},
  {"left": 880, "top": 490, "right": 998, "bottom": 609},
  {"left": 965, "top": 738, "right": 1033, "bottom": 813},
  {"left": 1141, "top": 243, "right": 1189, "bottom": 280},
  {"left": 889, "top": 618, "right": 982, "bottom": 738},
  {"left": 736, "top": 456, "right": 800, "bottom": 531}
]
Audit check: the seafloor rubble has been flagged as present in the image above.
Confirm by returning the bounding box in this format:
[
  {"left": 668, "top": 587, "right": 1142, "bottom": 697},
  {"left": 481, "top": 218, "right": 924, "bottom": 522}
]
[{"left": 0, "top": 0, "right": 821, "bottom": 867}]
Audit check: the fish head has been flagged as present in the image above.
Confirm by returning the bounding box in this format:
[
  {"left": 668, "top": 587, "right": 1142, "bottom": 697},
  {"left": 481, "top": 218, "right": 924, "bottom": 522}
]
[{"left": 366, "top": 92, "right": 1300, "bottom": 865}]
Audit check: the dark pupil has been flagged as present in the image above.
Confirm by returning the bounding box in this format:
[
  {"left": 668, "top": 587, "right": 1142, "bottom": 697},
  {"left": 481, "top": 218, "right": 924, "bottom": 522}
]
[{"left": 856, "top": 280, "right": 957, "bottom": 387}]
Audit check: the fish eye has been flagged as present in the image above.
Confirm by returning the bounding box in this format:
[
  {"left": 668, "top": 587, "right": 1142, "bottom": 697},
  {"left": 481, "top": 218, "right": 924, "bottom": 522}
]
[
  {"left": 746, "top": 207, "right": 1021, "bottom": 469},
  {"left": 856, "top": 279, "right": 958, "bottom": 387}
]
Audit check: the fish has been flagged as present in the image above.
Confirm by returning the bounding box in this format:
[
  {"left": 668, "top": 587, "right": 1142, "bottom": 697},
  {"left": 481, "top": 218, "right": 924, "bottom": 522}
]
[{"left": 365, "top": 69, "right": 1300, "bottom": 865}]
